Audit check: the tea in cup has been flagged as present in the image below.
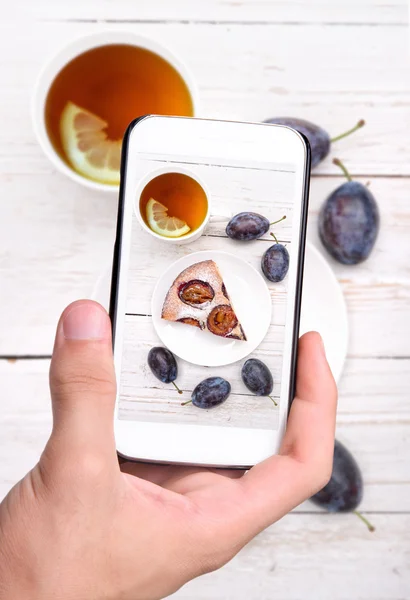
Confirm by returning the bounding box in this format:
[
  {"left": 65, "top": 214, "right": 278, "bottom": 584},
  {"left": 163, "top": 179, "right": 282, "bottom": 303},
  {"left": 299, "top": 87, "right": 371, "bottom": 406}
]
[
  {"left": 32, "top": 32, "right": 198, "bottom": 192},
  {"left": 136, "top": 167, "right": 210, "bottom": 244}
]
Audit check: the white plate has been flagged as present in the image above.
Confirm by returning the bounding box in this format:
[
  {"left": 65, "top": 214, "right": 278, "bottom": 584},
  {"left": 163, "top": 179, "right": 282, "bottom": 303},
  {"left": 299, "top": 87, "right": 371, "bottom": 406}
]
[
  {"left": 151, "top": 250, "right": 271, "bottom": 367},
  {"left": 92, "top": 242, "right": 348, "bottom": 380},
  {"left": 299, "top": 243, "right": 348, "bottom": 382}
]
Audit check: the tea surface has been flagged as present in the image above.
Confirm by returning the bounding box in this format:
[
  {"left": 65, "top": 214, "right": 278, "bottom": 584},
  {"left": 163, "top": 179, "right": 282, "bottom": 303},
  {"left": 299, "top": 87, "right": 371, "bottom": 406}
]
[
  {"left": 45, "top": 44, "right": 194, "bottom": 165},
  {"left": 140, "top": 173, "right": 208, "bottom": 234}
]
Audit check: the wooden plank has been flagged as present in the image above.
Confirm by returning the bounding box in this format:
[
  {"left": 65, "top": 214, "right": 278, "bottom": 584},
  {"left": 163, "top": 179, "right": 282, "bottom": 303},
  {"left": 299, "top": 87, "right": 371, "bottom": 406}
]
[
  {"left": 0, "top": 21, "right": 409, "bottom": 176},
  {"left": 119, "top": 316, "right": 282, "bottom": 429},
  {"left": 9, "top": 0, "right": 407, "bottom": 25},
  {"left": 1, "top": 173, "right": 409, "bottom": 356},
  {"left": 336, "top": 357, "right": 410, "bottom": 416},
  {"left": 171, "top": 514, "right": 410, "bottom": 600},
  {"left": 0, "top": 173, "right": 118, "bottom": 356},
  {"left": 1, "top": 358, "right": 409, "bottom": 512}
]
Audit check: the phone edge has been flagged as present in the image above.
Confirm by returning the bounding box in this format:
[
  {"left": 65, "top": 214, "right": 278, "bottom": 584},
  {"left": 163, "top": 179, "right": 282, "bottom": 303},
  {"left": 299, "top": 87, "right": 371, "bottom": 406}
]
[
  {"left": 109, "top": 116, "right": 150, "bottom": 338},
  {"left": 287, "top": 132, "right": 311, "bottom": 417}
]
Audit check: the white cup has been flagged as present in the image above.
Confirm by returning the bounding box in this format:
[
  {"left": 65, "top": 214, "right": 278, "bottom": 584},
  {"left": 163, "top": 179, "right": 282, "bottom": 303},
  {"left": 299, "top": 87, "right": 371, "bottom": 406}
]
[
  {"left": 135, "top": 165, "right": 212, "bottom": 245},
  {"left": 31, "top": 31, "right": 199, "bottom": 193}
]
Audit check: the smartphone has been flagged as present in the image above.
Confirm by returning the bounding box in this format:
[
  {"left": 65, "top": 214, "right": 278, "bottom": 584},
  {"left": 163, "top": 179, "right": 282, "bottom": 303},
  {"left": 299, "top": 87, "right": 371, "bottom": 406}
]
[{"left": 110, "top": 116, "right": 310, "bottom": 468}]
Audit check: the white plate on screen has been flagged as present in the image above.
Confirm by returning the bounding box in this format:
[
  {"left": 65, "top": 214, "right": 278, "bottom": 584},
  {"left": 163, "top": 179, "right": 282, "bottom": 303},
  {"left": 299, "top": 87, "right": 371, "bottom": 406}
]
[
  {"left": 92, "top": 241, "right": 348, "bottom": 380},
  {"left": 151, "top": 250, "right": 271, "bottom": 367}
]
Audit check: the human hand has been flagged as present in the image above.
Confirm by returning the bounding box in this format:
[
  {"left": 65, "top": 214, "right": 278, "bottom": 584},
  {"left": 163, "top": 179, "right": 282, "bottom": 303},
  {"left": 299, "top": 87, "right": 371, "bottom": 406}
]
[{"left": 0, "top": 300, "right": 337, "bottom": 600}]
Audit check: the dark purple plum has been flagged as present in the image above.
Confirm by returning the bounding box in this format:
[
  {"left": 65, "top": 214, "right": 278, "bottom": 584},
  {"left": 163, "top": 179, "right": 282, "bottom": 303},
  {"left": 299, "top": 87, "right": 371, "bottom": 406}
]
[
  {"left": 241, "top": 358, "right": 277, "bottom": 405},
  {"left": 319, "top": 159, "right": 379, "bottom": 265},
  {"left": 311, "top": 440, "right": 362, "bottom": 512},
  {"left": 226, "top": 212, "right": 269, "bottom": 241},
  {"left": 264, "top": 117, "right": 365, "bottom": 169},
  {"left": 261, "top": 234, "right": 289, "bottom": 282},
  {"left": 147, "top": 347, "right": 182, "bottom": 393},
  {"left": 183, "top": 377, "right": 231, "bottom": 409},
  {"left": 226, "top": 212, "right": 286, "bottom": 241},
  {"left": 310, "top": 439, "right": 375, "bottom": 532}
]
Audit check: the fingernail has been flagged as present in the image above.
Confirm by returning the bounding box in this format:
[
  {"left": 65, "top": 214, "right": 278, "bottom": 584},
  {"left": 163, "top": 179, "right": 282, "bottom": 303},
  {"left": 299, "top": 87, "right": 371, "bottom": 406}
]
[{"left": 62, "top": 303, "right": 108, "bottom": 340}]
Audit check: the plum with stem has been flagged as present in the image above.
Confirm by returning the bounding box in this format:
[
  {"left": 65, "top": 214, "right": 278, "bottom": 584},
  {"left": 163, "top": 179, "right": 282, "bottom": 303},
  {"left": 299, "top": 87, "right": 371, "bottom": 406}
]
[
  {"left": 263, "top": 117, "right": 365, "bottom": 168},
  {"left": 182, "top": 377, "right": 231, "bottom": 408},
  {"left": 147, "top": 347, "right": 182, "bottom": 394},
  {"left": 319, "top": 158, "right": 379, "bottom": 264},
  {"left": 261, "top": 232, "right": 289, "bottom": 282},
  {"left": 310, "top": 439, "right": 375, "bottom": 532},
  {"left": 226, "top": 213, "right": 286, "bottom": 241},
  {"left": 241, "top": 358, "right": 277, "bottom": 406}
]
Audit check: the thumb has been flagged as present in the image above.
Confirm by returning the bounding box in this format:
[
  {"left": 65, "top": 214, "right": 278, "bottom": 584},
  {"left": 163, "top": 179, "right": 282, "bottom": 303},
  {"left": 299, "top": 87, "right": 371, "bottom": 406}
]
[{"left": 47, "top": 300, "right": 117, "bottom": 465}]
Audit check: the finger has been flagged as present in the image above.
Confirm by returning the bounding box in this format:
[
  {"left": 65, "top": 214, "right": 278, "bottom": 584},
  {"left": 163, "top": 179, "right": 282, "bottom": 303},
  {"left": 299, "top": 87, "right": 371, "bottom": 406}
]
[
  {"left": 234, "top": 332, "right": 337, "bottom": 534},
  {"left": 47, "top": 300, "right": 117, "bottom": 465},
  {"left": 280, "top": 331, "right": 338, "bottom": 469}
]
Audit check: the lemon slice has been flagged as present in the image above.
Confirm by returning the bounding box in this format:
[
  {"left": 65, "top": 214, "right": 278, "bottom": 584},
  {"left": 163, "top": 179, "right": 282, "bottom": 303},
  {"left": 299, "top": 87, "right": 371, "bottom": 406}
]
[
  {"left": 60, "top": 101, "right": 121, "bottom": 185},
  {"left": 146, "top": 198, "right": 191, "bottom": 238}
]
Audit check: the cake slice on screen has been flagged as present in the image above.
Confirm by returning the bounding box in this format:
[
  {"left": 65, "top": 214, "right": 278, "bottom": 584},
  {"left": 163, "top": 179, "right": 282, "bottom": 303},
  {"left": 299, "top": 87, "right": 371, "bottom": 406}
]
[{"left": 161, "top": 260, "right": 247, "bottom": 341}]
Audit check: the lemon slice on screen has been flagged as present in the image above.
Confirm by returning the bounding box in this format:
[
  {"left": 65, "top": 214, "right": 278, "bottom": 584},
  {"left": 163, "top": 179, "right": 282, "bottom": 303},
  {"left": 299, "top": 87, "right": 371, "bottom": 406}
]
[
  {"left": 146, "top": 198, "right": 191, "bottom": 238},
  {"left": 60, "top": 101, "right": 121, "bottom": 185}
]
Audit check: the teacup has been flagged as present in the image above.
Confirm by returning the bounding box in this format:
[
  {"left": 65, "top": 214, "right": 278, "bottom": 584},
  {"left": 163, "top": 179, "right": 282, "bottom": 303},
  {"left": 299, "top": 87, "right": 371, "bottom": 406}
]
[
  {"left": 135, "top": 166, "right": 211, "bottom": 245},
  {"left": 32, "top": 31, "right": 199, "bottom": 193}
]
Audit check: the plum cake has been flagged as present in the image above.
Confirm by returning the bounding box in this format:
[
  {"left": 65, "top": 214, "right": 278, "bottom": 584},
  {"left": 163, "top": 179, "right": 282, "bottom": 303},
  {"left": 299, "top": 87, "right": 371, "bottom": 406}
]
[{"left": 161, "top": 260, "right": 247, "bottom": 340}]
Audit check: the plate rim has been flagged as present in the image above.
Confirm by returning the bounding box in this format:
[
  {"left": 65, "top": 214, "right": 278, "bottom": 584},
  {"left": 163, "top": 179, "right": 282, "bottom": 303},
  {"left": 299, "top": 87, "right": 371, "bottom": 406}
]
[{"left": 302, "top": 242, "right": 349, "bottom": 381}]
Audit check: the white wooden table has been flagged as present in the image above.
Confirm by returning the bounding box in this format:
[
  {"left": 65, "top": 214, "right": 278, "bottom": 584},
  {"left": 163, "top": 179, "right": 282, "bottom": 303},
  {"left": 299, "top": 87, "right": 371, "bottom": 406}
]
[{"left": 1, "top": 2, "right": 409, "bottom": 598}]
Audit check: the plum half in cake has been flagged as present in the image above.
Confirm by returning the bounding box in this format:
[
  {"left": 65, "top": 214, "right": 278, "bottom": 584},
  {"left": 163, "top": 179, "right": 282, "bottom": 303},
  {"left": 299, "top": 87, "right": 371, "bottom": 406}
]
[{"left": 161, "top": 260, "right": 247, "bottom": 340}]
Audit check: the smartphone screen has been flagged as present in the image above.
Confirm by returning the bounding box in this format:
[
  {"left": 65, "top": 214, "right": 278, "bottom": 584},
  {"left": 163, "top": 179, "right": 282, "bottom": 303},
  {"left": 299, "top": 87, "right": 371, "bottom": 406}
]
[{"left": 111, "top": 116, "right": 310, "bottom": 467}]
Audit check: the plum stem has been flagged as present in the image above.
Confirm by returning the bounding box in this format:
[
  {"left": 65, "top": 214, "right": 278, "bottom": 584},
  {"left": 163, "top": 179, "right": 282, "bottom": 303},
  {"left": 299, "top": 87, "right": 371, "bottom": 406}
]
[
  {"left": 172, "top": 381, "right": 183, "bottom": 394},
  {"left": 330, "top": 119, "right": 365, "bottom": 143},
  {"left": 333, "top": 158, "right": 352, "bottom": 182},
  {"left": 270, "top": 215, "right": 287, "bottom": 226},
  {"left": 269, "top": 396, "right": 278, "bottom": 406},
  {"left": 354, "top": 510, "right": 375, "bottom": 532},
  {"left": 270, "top": 232, "right": 279, "bottom": 244},
  {"left": 181, "top": 399, "right": 192, "bottom": 406}
]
